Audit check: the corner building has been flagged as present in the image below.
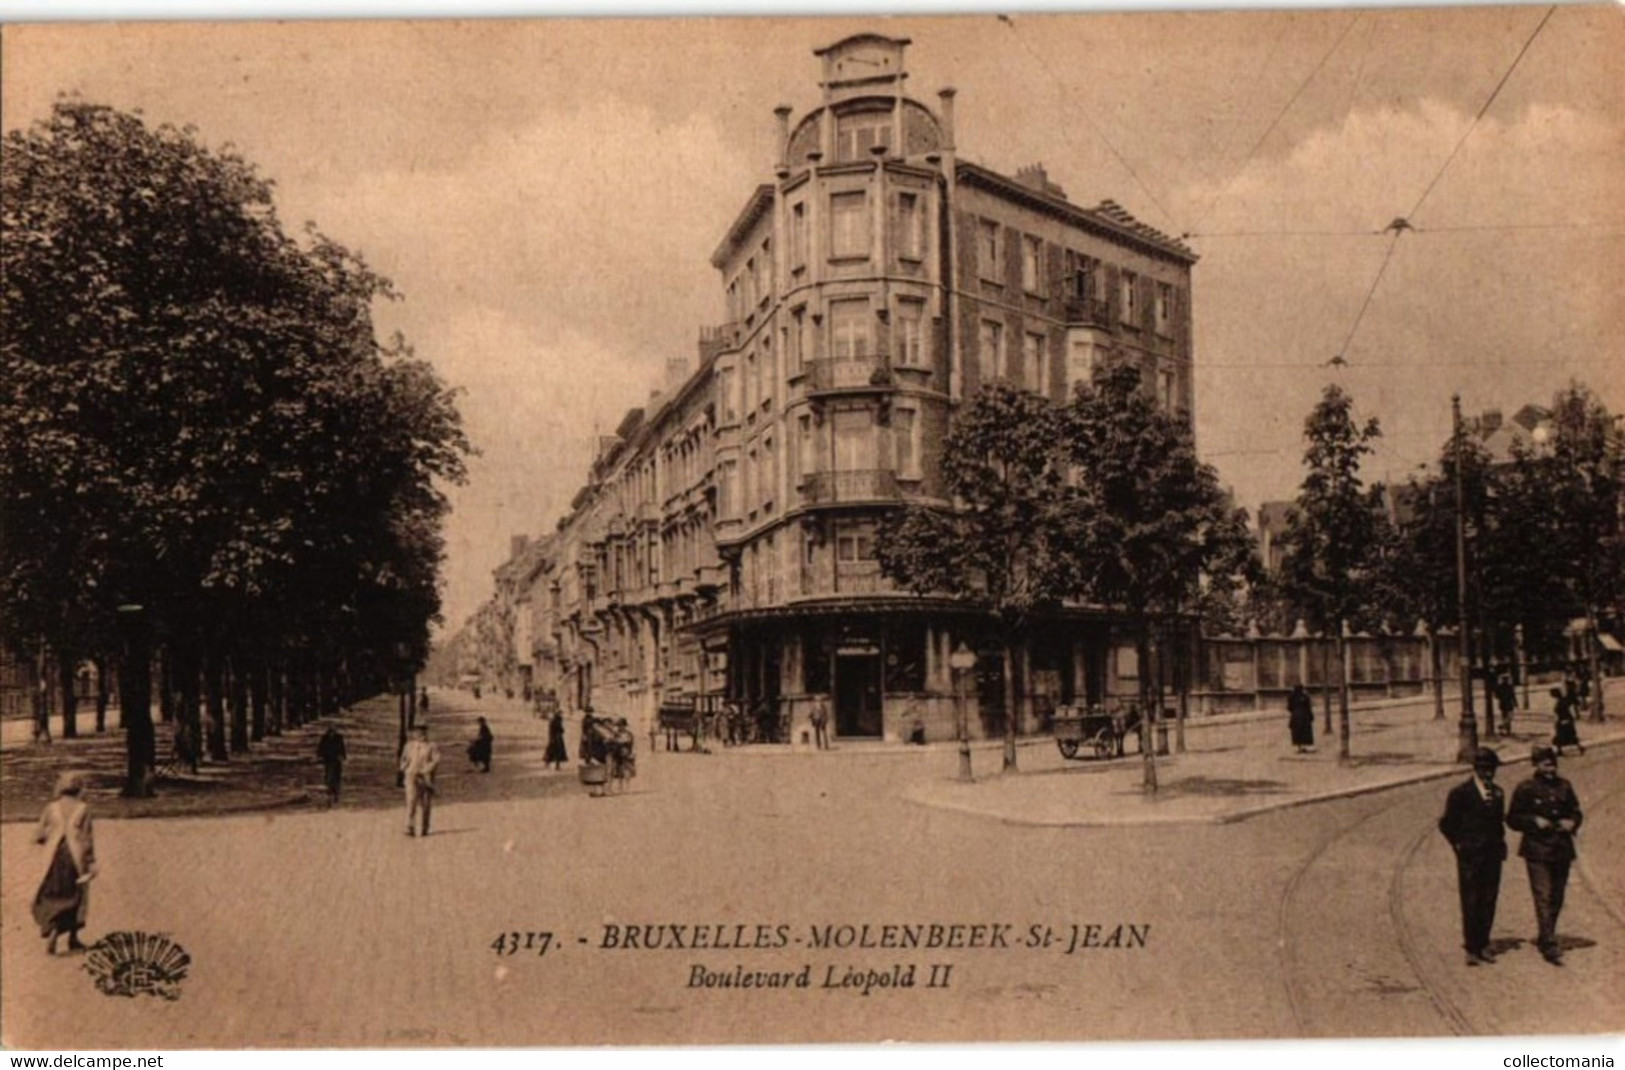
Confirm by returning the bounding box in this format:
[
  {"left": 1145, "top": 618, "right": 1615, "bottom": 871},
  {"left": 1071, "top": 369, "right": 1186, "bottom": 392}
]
[{"left": 692, "top": 33, "right": 1198, "bottom": 745}]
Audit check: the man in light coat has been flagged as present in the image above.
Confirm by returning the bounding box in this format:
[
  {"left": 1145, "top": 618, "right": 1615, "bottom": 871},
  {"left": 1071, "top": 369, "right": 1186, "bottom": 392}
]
[{"left": 399, "top": 724, "right": 441, "bottom": 837}]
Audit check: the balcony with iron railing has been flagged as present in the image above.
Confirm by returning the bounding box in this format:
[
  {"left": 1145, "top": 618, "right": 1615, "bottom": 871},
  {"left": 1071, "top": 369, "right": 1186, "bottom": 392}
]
[
  {"left": 800, "top": 469, "right": 902, "bottom": 506},
  {"left": 1063, "top": 295, "right": 1113, "bottom": 329},
  {"left": 806, "top": 357, "right": 894, "bottom": 395}
]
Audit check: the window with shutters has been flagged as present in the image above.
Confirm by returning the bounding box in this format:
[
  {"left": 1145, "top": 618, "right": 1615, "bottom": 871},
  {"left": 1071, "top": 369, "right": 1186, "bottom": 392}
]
[
  {"left": 830, "top": 191, "right": 869, "bottom": 259},
  {"left": 1155, "top": 282, "right": 1173, "bottom": 336}
]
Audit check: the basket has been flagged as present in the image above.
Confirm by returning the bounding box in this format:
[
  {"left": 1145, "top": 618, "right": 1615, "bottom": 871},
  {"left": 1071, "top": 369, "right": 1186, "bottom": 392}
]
[{"left": 578, "top": 763, "right": 609, "bottom": 786}]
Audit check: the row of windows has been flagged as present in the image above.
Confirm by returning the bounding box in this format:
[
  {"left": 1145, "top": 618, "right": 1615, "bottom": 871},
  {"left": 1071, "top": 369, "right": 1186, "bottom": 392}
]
[
  {"left": 979, "top": 220, "right": 1179, "bottom": 336},
  {"left": 721, "top": 405, "right": 926, "bottom": 522},
  {"left": 980, "top": 317, "right": 1181, "bottom": 412},
  {"left": 729, "top": 187, "right": 928, "bottom": 322}
]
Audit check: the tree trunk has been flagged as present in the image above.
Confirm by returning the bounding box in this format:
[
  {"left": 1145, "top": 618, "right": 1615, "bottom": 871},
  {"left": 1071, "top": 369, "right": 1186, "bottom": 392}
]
[
  {"left": 58, "top": 655, "right": 79, "bottom": 739},
  {"left": 204, "top": 643, "right": 228, "bottom": 762},
  {"left": 250, "top": 657, "right": 268, "bottom": 742},
  {"left": 1174, "top": 621, "right": 1190, "bottom": 754},
  {"left": 158, "top": 649, "right": 175, "bottom": 724},
  {"left": 175, "top": 638, "right": 204, "bottom": 766},
  {"left": 1138, "top": 623, "right": 1158, "bottom": 793},
  {"left": 267, "top": 659, "right": 285, "bottom": 736},
  {"left": 1320, "top": 640, "right": 1333, "bottom": 734},
  {"left": 1001, "top": 637, "right": 1018, "bottom": 772},
  {"left": 229, "top": 652, "right": 249, "bottom": 752},
  {"left": 1334, "top": 624, "right": 1351, "bottom": 764},
  {"left": 1429, "top": 626, "right": 1445, "bottom": 721},
  {"left": 1585, "top": 606, "right": 1605, "bottom": 722},
  {"left": 119, "top": 627, "right": 155, "bottom": 797},
  {"left": 94, "top": 656, "right": 110, "bottom": 732}
]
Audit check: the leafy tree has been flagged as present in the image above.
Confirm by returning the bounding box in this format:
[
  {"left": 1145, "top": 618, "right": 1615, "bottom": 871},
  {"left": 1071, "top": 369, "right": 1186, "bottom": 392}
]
[
  {"left": 1277, "top": 385, "right": 1384, "bottom": 763},
  {"left": 1060, "top": 364, "right": 1256, "bottom": 790},
  {"left": 877, "top": 384, "right": 1072, "bottom": 772},
  {"left": 1, "top": 101, "right": 469, "bottom": 792}
]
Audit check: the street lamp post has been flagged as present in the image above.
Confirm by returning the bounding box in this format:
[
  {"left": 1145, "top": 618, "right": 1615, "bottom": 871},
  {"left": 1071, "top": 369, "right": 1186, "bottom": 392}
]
[
  {"left": 1452, "top": 395, "right": 1480, "bottom": 763},
  {"left": 950, "top": 642, "right": 977, "bottom": 783}
]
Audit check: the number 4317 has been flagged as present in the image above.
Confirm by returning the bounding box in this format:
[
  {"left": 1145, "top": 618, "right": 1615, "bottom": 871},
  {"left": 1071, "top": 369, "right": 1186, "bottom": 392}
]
[{"left": 491, "top": 931, "right": 553, "bottom": 956}]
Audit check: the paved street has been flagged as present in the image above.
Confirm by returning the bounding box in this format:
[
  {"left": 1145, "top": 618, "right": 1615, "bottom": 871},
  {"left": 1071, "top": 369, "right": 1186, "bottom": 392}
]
[{"left": 2, "top": 684, "right": 1622, "bottom": 1048}]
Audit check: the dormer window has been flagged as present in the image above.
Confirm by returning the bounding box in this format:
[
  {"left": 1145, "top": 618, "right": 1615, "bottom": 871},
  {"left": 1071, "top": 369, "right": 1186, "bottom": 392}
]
[{"left": 836, "top": 112, "right": 891, "bottom": 163}]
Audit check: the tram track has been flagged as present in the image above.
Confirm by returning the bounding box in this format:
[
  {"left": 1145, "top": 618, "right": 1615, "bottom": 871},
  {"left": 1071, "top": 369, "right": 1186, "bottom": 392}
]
[{"left": 1279, "top": 745, "right": 1625, "bottom": 1039}]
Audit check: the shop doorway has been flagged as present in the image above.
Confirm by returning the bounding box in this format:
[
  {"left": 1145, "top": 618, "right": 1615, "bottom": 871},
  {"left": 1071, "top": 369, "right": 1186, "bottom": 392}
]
[{"left": 834, "top": 653, "right": 882, "bottom": 737}]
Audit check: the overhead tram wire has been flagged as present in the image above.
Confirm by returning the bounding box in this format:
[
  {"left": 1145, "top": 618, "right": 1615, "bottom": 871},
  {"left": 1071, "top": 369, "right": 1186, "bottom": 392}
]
[
  {"left": 1406, "top": 5, "right": 1559, "bottom": 225},
  {"left": 1185, "top": 11, "right": 1366, "bottom": 240},
  {"left": 1330, "top": 6, "right": 1559, "bottom": 365},
  {"left": 997, "top": 14, "right": 1177, "bottom": 233}
]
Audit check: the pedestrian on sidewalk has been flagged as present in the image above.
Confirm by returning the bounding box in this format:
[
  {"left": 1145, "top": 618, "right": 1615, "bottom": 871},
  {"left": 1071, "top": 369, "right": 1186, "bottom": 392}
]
[
  {"left": 1506, "top": 745, "right": 1583, "bottom": 965},
  {"left": 1550, "top": 688, "right": 1584, "bottom": 756},
  {"left": 1495, "top": 673, "right": 1518, "bottom": 735},
  {"left": 467, "top": 716, "right": 494, "bottom": 773},
  {"left": 316, "top": 722, "right": 348, "bottom": 807},
  {"left": 1438, "top": 747, "right": 1506, "bottom": 966},
  {"left": 1287, "top": 684, "right": 1315, "bottom": 753},
  {"left": 32, "top": 771, "right": 97, "bottom": 955},
  {"left": 810, "top": 698, "right": 830, "bottom": 750},
  {"left": 545, "top": 709, "right": 570, "bottom": 769},
  {"left": 400, "top": 723, "right": 441, "bottom": 837}
]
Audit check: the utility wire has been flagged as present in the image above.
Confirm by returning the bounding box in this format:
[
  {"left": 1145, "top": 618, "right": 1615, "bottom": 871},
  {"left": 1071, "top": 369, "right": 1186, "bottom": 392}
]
[
  {"left": 1335, "top": 225, "right": 1406, "bottom": 360},
  {"left": 998, "top": 14, "right": 1178, "bottom": 231},
  {"left": 1408, "top": 5, "right": 1558, "bottom": 223},
  {"left": 1194, "top": 356, "right": 1620, "bottom": 370},
  {"left": 1187, "top": 12, "right": 1365, "bottom": 237},
  {"left": 1188, "top": 221, "right": 1625, "bottom": 239}
]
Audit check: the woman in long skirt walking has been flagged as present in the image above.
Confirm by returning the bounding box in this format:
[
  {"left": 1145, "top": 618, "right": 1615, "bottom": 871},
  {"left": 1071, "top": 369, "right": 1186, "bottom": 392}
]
[
  {"left": 33, "top": 771, "right": 98, "bottom": 955},
  {"left": 544, "top": 710, "right": 570, "bottom": 770}
]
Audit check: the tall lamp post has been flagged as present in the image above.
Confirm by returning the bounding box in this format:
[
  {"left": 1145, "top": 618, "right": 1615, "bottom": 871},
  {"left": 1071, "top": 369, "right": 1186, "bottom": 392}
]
[
  {"left": 1452, "top": 395, "right": 1480, "bottom": 763},
  {"left": 950, "top": 642, "right": 977, "bottom": 782}
]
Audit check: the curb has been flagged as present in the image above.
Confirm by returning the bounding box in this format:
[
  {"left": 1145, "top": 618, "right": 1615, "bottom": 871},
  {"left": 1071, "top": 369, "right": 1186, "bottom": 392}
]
[{"left": 901, "top": 735, "right": 1625, "bottom": 830}]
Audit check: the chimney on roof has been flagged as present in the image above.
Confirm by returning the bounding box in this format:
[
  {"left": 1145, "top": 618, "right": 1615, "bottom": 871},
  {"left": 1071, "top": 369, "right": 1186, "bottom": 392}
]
[
  {"left": 1478, "top": 409, "right": 1503, "bottom": 436},
  {"left": 510, "top": 534, "right": 530, "bottom": 560},
  {"left": 938, "top": 88, "right": 957, "bottom": 150},
  {"left": 1014, "top": 163, "right": 1066, "bottom": 199},
  {"left": 666, "top": 354, "right": 691, "bottom": 393}
]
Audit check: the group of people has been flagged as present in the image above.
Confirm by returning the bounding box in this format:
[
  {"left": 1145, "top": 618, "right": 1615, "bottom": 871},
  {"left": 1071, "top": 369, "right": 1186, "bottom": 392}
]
[
  {"left": 1288, "top": 669, "right": 1592, "bottom": 757},
  {"left": 1439, "top": 744, "right": 1585, "bottom": 967}
]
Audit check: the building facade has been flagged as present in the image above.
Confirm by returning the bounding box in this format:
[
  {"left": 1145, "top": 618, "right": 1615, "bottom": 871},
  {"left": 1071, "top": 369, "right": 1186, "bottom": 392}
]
[{"left": 498, "top": 33, "right": 1200, "bottom": 746}]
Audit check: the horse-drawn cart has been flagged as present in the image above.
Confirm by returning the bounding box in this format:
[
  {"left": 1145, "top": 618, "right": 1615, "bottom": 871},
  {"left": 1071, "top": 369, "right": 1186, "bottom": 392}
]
[{"left": 1050, "top": 703, "right": 1142, "bottom": 761}]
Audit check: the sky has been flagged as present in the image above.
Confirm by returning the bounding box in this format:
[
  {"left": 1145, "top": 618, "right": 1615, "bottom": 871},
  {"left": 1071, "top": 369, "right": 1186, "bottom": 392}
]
[{"left": 3, "top": 4, "right": 1622, "bottom": 638}]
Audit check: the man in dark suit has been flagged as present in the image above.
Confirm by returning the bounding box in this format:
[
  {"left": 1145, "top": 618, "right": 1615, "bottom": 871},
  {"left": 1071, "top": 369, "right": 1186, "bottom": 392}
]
[
  {"left": 1507, "top": 745, "right": 1584, "bottom": 965},
  {"left": 1438, "top": 747, "right": 1507, "bottom": 966}
]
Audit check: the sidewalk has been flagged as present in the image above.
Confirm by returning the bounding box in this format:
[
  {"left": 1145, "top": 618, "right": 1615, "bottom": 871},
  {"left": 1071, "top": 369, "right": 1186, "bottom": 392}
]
[{"left": 902, "top": 679, "right": 1624, "bottom": 827}]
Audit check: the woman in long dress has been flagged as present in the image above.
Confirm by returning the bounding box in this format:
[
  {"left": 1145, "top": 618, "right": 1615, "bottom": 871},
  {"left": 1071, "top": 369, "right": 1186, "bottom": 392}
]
[
  {"left": 33, "top": 771, "right": 97, "bottom": 955},
  {"left": 544, "top": 710, "right": 569, "bottom": 769}
]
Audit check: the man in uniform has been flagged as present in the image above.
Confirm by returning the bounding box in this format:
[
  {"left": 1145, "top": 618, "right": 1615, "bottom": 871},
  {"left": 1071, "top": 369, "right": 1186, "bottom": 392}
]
[
  {"left": 1506, "top": 745, "right": 1584, "bottom": 965},
  {"left": 1437, "top": 747, "right": 1506, "bottom": 966}
]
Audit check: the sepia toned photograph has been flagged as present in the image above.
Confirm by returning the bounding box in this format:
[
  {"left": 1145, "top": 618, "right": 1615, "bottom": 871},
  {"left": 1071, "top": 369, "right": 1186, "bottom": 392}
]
[{"left": 1, "top": 5, "right": 1622, "bottom": 1053}]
